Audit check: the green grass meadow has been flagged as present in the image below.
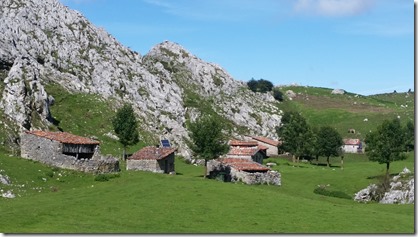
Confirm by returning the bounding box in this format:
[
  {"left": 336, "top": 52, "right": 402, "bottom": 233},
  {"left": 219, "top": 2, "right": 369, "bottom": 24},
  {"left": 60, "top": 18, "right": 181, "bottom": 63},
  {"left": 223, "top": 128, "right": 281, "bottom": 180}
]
[{"left": 0, "top": 152, "right": 414, "bottom": 233}]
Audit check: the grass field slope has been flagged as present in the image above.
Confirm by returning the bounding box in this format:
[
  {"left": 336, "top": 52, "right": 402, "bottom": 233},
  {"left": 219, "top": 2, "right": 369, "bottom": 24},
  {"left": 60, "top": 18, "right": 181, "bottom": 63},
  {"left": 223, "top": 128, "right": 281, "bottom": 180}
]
[
  {"left": 276, "top": 86, "right": 414, "bottom": 139},
  {"left": 0, "top": 151, "right": 414, "bottom": 233}
]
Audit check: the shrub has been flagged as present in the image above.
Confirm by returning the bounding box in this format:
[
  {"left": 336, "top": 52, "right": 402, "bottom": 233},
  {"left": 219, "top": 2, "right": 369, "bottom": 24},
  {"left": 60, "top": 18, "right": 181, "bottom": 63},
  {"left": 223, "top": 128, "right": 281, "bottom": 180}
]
[
  {"left": 45, "top": 171, "right": 54, "bottom": 178},
  {"left": 273, "top": 88, "right": 284, "bottom": 101},
  {"left": 247, "top": 78, "right": 273, "bottom": 93},
  {"left": 94, "top": 173, "right": 120, "bottom": 182},
  {"left": 94, "top": 174, "right": 110, "bottom": 182}
]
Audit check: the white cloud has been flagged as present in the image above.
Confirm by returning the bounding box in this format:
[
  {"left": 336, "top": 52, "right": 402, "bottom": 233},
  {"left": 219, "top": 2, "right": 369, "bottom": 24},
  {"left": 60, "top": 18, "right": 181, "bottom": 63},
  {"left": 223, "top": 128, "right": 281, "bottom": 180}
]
[{"left": 294, "top": 0, "right": 375, "bottom": 17}]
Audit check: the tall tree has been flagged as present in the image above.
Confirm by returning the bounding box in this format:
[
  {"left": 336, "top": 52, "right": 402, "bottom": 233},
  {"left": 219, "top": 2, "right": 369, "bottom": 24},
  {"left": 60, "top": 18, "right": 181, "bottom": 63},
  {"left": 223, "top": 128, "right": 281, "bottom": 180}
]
[
  {"left": 277, "top": 111, "right": 314, "bottom": 165},
  {"left": 187, "top": 114, "right": 229, "bottom": 178},
  {"left": 404, "top": 120, "right": 414, "bottom": 152},
  {"left": 112, "top": 104, "right": 139, "bottom": 160},
  {"left": 316, "top": 126, "right": 343, "bottom": 167},
  {"left": 365, "top": 118, "right": 406, "bottom": 176}
]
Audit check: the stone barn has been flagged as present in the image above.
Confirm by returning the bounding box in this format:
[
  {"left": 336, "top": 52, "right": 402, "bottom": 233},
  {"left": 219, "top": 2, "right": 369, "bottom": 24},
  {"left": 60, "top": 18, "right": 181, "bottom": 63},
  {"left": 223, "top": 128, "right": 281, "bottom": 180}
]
[
  {"left": 127, "top": 146, "right": 176, "bottom": 173},
  {"left": 342, "top": 138, "right": 363, "bottom": 153},
  {"left": 249, "top": 136, "right": 281, "bottom": 157},
  {"left": 20, "top": 130, "right": 119, "bottom": 173},
  {"left": 207, "top": 158, "right": 281, "bottom": 185}
]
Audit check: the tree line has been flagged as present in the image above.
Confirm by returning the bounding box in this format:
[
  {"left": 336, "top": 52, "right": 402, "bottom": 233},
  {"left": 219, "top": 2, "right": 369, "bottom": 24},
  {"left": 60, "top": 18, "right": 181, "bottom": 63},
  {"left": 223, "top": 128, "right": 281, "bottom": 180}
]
[{"left": 111, "top": 103, "right": 414, "bottom": 179}]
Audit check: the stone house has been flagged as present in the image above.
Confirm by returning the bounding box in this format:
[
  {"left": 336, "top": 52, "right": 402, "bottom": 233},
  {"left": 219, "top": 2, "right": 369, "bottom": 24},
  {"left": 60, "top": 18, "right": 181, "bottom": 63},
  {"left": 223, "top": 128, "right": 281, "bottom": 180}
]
[
  {"left": 20, "top": 130, "right": 119, "bottom": 173},
  {"left": 207, "top": 158, "right": 281, "bottom": 185},
  {"left": 249, "top": 136, "right": 281, "bottom": 157},
  {"left": 127, "top": 146, "right": 176, "bottom": 173},
  {"left": 342, "top": 138, "right": 363, "bottom": 153}
]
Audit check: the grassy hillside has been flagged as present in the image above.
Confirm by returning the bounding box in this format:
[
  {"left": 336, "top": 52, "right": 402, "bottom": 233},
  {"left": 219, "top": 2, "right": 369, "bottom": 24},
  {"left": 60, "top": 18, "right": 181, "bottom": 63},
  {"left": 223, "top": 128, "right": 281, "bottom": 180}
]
[
  {"left": 0, "top": 152, "right": 414, "bottom": 233},
  {"left": 44, "top": 83, "right": 154, "bottom": 157},
  {"left": 276, "top": 86, "right": 414, "bottom": 139}
]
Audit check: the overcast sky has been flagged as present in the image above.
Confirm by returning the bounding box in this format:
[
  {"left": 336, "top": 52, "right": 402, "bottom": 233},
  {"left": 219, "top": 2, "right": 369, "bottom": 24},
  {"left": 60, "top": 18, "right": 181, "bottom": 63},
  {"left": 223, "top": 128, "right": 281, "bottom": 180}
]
[{"left": 60, "top": 0, "right": 414, "bottom": 95}]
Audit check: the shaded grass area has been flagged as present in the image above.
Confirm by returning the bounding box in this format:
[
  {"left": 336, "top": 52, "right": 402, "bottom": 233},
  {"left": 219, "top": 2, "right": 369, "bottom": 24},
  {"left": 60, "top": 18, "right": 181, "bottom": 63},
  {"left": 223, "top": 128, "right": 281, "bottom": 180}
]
[{"left": 0, "top": 152, "right": 414, "bottom": 234}]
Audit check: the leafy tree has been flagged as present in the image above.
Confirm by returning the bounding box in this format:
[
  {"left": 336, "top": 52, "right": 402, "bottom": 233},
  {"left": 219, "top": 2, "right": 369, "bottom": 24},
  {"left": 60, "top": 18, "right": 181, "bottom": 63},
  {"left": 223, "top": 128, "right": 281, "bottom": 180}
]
[
  {"left": 187, "top": 114, "right": 229, "bottom": 178},
  {"left": 365, "top": 118, "right": 407, "bottom": 176},
  {"left": 112, "top": 104, "right": 139, "bottom": 160},
  {"left": 404, "top": 120, "right": 414, "bottom": 152},
  {"left": 246, "top": 78, "right": 274, "bottom": 93},
  {"left": 247, "top": 78, "right": 258, "bottom": 92},
  {"left": 257, "top": 79, "right": 273, "bottom": 93},
  {"left": 273, "top": 87, "right": 284, "bottom": 101},
  {"left": 316, "top": 126, "right": 343, "bottom": 167},
  {"left": 277, "top": 111, "right": 314, "bottom": 165}
]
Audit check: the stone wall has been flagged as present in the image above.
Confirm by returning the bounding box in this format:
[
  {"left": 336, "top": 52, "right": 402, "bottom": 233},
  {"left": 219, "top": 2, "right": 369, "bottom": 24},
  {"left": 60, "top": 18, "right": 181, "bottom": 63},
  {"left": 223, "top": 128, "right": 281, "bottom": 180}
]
[
  {"left": 127, "top": 159, "right": 160, "bottom": 173},
  {"left": 263, "top": 143, "right": 278, "bottom": 156},
  {"left": 20, "top": 133, "right": 119, "bottom": 173},
  {"left": 207, "top": 160, "right": 281, "bottom": 186}
]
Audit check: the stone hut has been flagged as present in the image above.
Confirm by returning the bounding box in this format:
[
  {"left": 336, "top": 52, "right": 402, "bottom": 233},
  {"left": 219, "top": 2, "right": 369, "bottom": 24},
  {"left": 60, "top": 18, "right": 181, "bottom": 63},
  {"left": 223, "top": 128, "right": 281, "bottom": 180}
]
[
  {"left": 127, "top": 146, "right": 176, "bottom": 173},
  {"left": 249, "top": 136, "right": 281, "bottom": 157},
  {"left": 342, "top": 138, "right": 363, "bottom": 153},
  {"left": 20, "top": 130, "right": 119, "bottom": 173},
  {"left": 228, "top": 139, "right": 268, "bottom": 159},
  {"left": 207, "top": 158, "right": 281, "bottom": 185}
]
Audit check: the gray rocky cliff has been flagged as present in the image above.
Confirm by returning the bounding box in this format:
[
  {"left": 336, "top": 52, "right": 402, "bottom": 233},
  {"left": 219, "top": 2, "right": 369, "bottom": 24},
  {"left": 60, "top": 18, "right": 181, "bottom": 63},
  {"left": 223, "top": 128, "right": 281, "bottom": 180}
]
[{"left": 0, "top": 0, "right": 282, "bottom": 158}]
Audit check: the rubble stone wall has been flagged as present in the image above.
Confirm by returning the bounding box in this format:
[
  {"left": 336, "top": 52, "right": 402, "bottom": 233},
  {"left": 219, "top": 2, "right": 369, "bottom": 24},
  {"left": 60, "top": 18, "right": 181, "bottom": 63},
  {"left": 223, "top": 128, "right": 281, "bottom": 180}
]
[{"left": 20, "top": 133, "right": 119, "bottom": 173}]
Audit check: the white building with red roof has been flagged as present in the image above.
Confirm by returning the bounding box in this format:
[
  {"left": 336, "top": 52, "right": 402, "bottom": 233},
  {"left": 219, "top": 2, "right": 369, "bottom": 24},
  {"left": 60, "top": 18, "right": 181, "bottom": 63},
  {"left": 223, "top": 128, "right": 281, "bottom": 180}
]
[{"left": 342, "top": 138, "right": 363, "bottom": 153}]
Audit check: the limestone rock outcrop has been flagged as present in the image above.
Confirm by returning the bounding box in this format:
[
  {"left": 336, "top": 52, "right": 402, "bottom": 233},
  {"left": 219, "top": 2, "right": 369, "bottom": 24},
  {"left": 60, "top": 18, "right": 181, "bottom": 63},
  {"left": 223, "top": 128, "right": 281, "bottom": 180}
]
[
  {"left": 0, "top": 0, "right": 282, "bottom": 158},
  {"left": 354, "top": 167, "right": 414, "bottom": 204}
]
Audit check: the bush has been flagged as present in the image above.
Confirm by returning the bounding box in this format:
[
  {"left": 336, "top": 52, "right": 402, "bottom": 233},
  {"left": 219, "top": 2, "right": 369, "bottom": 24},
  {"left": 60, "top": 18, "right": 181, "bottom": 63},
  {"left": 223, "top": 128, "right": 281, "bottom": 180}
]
[
  {"left": 45, "top": 171, "right": 54, "bottom": 178},
  {"left": 247, "top": 78, "right": 273, "bottom": 93},
  {"left": 94, "top": 173, "right": 120, "bottom": 182},
  {"left": 94, "top": 174, "right": 110, "bottom": 182},
  {"left": 273, "top": 88, "right": 284, "bottom": 101}
]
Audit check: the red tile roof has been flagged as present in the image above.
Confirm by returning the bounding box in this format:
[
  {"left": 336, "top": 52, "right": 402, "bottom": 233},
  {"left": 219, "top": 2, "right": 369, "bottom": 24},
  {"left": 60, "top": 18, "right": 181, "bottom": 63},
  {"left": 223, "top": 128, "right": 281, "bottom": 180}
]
[
  {"left": 251, "top": 136, "right": 280, "bottom": 146},
  {"left": 220, "top": 158, "right": 270, "bottom": 172},
  {"left": 228, "top": 147, "right": 259, "bottom": 156},
  {"left": 128, "top": 146, "right": 176, "bottom": 160},
  {"left": 26, "top": 130, "right": 100, "bottom": 145},
  {"left": 229, "top": 140, "right": 259, "bottom": 147},
  {"left": 343, "top": 139, "right": 361, "bottom": 145}
]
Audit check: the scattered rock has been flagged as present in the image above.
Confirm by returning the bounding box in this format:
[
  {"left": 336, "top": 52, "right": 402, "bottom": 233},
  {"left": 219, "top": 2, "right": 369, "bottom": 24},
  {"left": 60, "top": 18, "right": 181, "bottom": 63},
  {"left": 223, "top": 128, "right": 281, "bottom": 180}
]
[{"left": 331, "top": 89, "right": 345, "bottom": 95}]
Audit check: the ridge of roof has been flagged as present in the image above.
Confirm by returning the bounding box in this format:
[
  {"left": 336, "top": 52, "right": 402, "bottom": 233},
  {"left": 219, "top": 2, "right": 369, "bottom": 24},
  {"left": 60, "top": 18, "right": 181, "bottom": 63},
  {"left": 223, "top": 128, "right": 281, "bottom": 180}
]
[
  {"left": 251, "top": 136, "right": 280, "bottom": 146},
  {"left": 128, "top": 146, "right": 176, "bottom": 160},
  {"left": 26, "top": 130, "right": 100, "bottom": 145}
]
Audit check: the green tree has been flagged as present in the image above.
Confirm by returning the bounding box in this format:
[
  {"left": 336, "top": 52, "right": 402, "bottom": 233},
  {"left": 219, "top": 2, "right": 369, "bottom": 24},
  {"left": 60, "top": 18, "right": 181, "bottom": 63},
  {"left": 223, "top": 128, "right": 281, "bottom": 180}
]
[
  {"left": 404, "top": 120, "right": 414, "bottom": 152},
  {"left": 365, "top": 118, "right": 407, "bottom": 176},
  {"left": 187, "top": 114, "right": 229, "bottom": 178},
  {"left": 257, "top": 79, "right": 273, "bottom": 93},
  {"left": 247, "top": 78, "right": 274, "bottom": 93},
  {"left": 277, "top": 111, "right": 314, "bottom": 165},
  {"left": 316, "top": 126, "right": 343, "bottom": 167},
  {"left": 247, "top": 78, "right": 258, "bottom": 92},
  {"left": 112, "top": 104, "right": 139, "bottom": 160}
]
